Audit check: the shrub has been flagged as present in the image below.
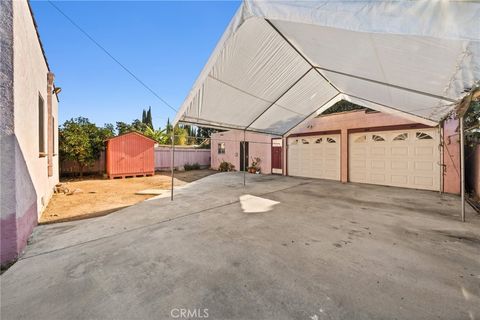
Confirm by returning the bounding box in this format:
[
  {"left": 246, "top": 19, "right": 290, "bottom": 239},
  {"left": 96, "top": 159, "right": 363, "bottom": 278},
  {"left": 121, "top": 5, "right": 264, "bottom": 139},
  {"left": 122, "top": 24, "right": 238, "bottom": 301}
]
[
  {"left": 218, "top": 160, "right": 235, "bottom": 172},
  {"left": 184, "top": 163, "right": 201, "bottom": 171}
]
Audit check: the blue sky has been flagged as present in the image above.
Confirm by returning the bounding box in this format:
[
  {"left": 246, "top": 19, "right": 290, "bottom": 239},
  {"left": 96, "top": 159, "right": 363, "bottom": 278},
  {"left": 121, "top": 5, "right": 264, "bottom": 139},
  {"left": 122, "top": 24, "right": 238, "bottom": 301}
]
[{"left": 30, "top": 0, "right": 241, "bottom": 129}]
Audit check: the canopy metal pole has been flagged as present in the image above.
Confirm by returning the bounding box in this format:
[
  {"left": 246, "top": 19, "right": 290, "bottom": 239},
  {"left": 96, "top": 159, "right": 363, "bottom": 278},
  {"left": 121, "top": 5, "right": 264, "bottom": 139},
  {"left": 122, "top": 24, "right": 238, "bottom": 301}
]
[
  {"left": 439, "top": 122, "right": 444, "bottom": 194},
  {"left": 170, "top": 131, "right": 175, "bottom": 201},
  {"left": 460, "top": 115, "right": 465, "bottom": 222},
  {"left": 243, "top": 129, "right": 246, "bottom": 186}
]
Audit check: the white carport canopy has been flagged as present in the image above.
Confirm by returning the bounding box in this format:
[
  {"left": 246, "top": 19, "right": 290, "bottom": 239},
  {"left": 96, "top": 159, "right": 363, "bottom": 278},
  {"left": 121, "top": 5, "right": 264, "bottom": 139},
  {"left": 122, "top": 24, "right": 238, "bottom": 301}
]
[{"left": 174, "top": 0, "right": 480, "bottom": 135}]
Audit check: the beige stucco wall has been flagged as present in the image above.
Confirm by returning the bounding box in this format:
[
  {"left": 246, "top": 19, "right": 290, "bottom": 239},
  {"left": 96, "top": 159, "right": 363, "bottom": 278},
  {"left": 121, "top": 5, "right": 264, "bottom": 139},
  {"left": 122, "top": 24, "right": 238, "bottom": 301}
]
[{"left": 13, "top": 0, "right": 59, "bottom": 218}]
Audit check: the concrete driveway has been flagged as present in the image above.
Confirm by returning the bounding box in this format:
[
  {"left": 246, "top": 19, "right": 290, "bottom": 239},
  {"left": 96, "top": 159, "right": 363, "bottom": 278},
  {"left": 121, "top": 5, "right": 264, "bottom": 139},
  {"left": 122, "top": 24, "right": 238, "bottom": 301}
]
[{"left": 1, "top": 173, "right": 479, "bottom": 320}]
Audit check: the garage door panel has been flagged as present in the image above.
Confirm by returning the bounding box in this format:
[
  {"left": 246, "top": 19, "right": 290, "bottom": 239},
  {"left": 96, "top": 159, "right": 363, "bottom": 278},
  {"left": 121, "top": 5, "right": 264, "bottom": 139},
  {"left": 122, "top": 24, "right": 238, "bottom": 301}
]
[
  {"left": 324, "top": 170, "right": 339, "bottom": 179},
  {"left": 391, "top": 175, "right": 408, "bottom": 185},
  {"left": 371, "top": 147, "right": 386, "bottom": 156},
  {"left": 288, "top": 134, "right": 340, "bottom": 181},
  {"left": 391, "top": 160, "right": 409, "bottom": 170},
  {"left": 392, "top": 146, "right": 409, "bottom": 156},
  {"left": 371, "top": 160, "right": 386, "bottom": 169},
  {"left": 350, "top": 171, "right": 366, "bottom": 182},
  {"left": 414, "top": 161, "right": 434, "bottom": 171},
  {"left": 414, "top": 176, "right": 434, "bottom": 187},
  {"left": 415, "top": 146, "right": 434, "bottom": 156},
  {"left": 351, "top": 159, "right": 366, "bottom": 169},
  {"left": 370, "top": 173, "right": 386, "bottom": 183},
  {"left": 349, "top": 129, "right": 439, "bottom": 191}
]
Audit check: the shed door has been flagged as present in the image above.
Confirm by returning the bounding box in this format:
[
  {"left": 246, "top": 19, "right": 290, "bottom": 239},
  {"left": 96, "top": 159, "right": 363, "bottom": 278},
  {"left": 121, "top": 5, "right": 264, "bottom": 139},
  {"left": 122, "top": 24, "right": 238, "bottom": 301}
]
[
  {"left": 287, "top": 134, "right": 340, "bottom": 180},
  {"left": 349, "top": 129, "right": 440, "bottom": 190}
]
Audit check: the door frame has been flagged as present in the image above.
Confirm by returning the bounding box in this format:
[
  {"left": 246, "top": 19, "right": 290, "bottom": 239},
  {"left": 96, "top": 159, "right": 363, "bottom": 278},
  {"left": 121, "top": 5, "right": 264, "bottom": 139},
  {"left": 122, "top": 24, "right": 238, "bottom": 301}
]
[
  {"left": 240, "top": 141, "right": 249, "bottom": 171},
  {"left": 271, "top": 138, "right": 283, "bottom": 174}
]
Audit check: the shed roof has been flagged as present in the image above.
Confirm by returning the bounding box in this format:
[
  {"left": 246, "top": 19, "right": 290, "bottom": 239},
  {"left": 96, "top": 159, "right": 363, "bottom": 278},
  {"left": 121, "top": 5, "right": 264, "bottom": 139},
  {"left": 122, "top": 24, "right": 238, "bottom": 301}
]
[
  {"left": 106, "top": 131, "right": 157, "bottom": 143},
  {"left": 174, "top": 0, "right": 480, "bottom": 136}
]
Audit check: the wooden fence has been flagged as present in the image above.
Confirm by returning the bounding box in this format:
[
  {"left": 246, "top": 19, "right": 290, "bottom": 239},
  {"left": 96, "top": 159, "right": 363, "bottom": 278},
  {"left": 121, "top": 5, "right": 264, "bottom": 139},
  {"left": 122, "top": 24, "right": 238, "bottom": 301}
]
[
  {"left": 60, "top": 151, "right": 105, "bottom": 176},
  {"left": 61, "top": 147, "right": 211, "bottom": 175},
  {"left": 155, "top": 147, "right": 211, "bottom": 170}
]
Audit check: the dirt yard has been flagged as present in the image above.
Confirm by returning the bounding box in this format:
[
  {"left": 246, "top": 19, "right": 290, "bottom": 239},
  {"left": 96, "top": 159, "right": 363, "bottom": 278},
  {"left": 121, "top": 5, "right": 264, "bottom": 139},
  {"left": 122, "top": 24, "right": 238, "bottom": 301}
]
[{"left": 40, "top": 170, "right": 217, "bottom": 224}]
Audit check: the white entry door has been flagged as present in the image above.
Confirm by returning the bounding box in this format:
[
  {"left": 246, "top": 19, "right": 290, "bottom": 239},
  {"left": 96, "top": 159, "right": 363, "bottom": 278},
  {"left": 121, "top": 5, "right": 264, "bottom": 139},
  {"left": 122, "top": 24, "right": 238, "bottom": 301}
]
[
  {"left": 288, "top": 134, "right": 340, "bottom": 180},
  {"left": 349, "top": 128, "right": 440, "bottom": 191}
]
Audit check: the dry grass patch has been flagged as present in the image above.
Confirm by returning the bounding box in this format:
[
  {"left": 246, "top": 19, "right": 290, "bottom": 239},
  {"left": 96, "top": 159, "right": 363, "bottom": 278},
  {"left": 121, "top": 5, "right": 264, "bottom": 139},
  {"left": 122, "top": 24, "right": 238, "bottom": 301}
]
[{"left": 41, "top": 170, "right": 217, "bottom": 224}]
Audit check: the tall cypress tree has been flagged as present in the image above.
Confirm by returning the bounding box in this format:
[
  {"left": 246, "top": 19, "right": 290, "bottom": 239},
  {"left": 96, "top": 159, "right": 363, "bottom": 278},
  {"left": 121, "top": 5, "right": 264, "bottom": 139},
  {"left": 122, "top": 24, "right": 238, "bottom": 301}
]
[
  {"left": 146, "top": 106, "right": 153, "bottom": 128},
  {"left": 166, "top": 118, "right": 171, "bottom": 134},
  {"left": 142, "top": 109, "right": 147, "bottom": 124}
]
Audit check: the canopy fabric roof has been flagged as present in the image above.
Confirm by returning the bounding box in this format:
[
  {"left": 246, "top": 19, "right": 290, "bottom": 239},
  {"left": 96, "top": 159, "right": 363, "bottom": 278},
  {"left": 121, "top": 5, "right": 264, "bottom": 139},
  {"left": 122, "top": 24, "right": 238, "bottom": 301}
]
[{"left": 174, "top": 0, "right": 480, "bottom": 136}]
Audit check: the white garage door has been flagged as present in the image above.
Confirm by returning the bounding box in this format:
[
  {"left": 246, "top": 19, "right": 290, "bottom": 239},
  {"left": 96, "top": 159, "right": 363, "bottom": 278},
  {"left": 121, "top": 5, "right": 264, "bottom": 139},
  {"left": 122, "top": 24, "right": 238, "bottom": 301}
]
[
  {"left": 349, "top": 129, "right": 440, "bottom": 191},
  {"left": 288, "top": 134, "right": 340, "bottom": 180}
]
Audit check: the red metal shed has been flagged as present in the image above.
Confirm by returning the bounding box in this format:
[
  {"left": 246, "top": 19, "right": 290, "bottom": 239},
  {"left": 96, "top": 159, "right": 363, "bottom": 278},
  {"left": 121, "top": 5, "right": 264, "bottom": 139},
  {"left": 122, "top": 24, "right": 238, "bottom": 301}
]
[{"left": 106, "top": 132, "right": 155, "bottom": 179}]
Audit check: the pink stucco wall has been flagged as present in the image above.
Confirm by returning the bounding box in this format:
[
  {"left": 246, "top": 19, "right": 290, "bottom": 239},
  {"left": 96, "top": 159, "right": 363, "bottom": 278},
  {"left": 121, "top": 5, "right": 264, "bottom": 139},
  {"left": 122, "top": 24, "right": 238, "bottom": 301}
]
[
  {"left": 442, "top": 118, "right": 461, "bottom": 194},
  {"left": 211, "top": 131, "right": 274, "bottom": 173},
  {"left": 0, "top": 202, "right": 37, "bottom": 264}
]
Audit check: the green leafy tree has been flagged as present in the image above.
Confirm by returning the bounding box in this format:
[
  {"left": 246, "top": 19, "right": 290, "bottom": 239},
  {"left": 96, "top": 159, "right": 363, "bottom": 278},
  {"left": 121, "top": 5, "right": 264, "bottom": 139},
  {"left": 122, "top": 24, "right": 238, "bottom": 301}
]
[
  {"left": 144, "top": 126, "right": 169, "bottom": 144},
  {"left": 197, "top": 126, "right": 218, "bottom": 138},
  {"left": 104, "top": 123, "right": 115, "bottom": 134},
  {"left": 465, "top": 100, "right": 480, "bottom": 146},
  {"left": 131, "top": 119, "right": 148, "bottom": 132},
  {"left": 115, "top": 121, "right": 132, "bottom": 135},
  {"left": 59, "top": 117, "right": 114, "bottom": 177},
  {"left": 174, "top": 125, "right": 188, "bottom": 145},
  {"left": 116, "top": 119, "right": 148, "bottom": 135}
]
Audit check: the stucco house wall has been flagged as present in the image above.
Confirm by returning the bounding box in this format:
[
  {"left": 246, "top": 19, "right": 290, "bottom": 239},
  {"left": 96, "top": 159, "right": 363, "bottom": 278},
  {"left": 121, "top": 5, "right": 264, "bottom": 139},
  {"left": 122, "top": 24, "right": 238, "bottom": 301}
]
[
  {"left": 211, "top": 131, "right": 275, "bottom": 173},
  {"left": 295, "top": 110, "right": 460, "bottom": 193},
  {"left": 442, "top": 117, "right": 461, "bottom": 194},
  {"left": 1, "top": 0, "right": 59, "bottom": 265},
  {"left": 211, "top": 109, "right": 461, "bottom": 194}
]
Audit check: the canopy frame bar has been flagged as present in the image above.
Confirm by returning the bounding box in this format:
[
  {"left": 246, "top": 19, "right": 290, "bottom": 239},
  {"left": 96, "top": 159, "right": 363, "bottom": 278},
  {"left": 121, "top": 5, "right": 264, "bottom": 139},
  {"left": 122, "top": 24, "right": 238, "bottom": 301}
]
[
  {"left": 282, "top": 92, "right": 342, "bottom": 138},
  {"left": 265, "top": 19, "right": 342, "bottom": 94},
  {"left": 315, "top": 66, "right": 457, "bottom": 103},
  {"left": 178, "top": 120, "right": 282, "bottom": 136},
  {"left": 244, "top": 67, "right": 313, "bottom": 131},
  {"left": 344, "top": 93, "right": 439, "bottom": 124},
  {"left": 208, "top": 74, "right": 274, "bottom": 105}
]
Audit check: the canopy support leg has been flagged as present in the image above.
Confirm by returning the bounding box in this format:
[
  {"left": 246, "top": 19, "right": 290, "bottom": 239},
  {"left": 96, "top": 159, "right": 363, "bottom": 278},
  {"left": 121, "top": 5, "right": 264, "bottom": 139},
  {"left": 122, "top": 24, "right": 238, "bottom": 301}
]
[
  {"left": 460, "top": 115, "right": 465, "bottom": 222},
  {"left": 439, "top": 122, "right": 444, "bottom": 194},
  {"left": 243, "top": 130, "right": 246, "bottom": 187},
  {"left": 171, "top": 131, "right": 175, "bottom": 201}
]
